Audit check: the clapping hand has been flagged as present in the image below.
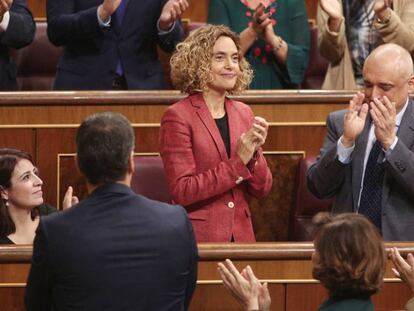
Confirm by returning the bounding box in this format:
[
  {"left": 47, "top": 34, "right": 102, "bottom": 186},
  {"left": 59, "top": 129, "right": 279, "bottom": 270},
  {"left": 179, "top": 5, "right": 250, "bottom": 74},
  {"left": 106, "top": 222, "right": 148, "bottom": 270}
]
[
  {"left": 390, "top": 247, "right": 414, "bottom": 294},
  {"left": 0, "top": 0, "right": 12, "bottom": 21},
  {"left": 251, "top": 3, "right": 272, "bottom": 34},
  {"left": 62, "top": 186, "right": 79, "bottom": 209},
  {"left": 159, "top": 0, "right": 189, "bottom": 31},
  {"left": 218, "top": 259, "right": 271, "bottom": 311},
  {"left": 98, "top": 0, "right": 122, "bottom": 23},
  {"left": 341, "top": 92, "right": 369, "bottom": 147},
  {"left": 236, "top": 117, "right": 268, "bottom": 165},
  {"left": 369, "top": 96, "right": 396, "bottom": 150}
]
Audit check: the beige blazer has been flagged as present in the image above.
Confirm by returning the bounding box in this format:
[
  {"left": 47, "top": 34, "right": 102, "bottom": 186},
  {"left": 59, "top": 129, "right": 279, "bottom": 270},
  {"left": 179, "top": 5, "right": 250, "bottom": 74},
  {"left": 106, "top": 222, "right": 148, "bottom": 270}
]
[{"left": 317, "top": 0, "right": 414, "bottom": 90}]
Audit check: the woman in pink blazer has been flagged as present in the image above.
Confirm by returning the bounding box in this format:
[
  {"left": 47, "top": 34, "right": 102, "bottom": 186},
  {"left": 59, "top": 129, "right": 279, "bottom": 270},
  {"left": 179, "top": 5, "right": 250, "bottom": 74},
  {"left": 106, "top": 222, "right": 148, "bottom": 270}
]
[{"left": 160, "top": 25, "right": 273, "bottom": 242}]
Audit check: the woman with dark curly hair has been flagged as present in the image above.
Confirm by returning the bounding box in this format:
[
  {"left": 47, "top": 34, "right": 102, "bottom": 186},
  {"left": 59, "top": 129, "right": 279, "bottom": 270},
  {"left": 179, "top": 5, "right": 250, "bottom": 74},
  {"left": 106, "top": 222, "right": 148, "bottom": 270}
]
[
  {"left": 217, "top": 213, "right": 386, "bottom": 310},
  {"left": 159, "top": 24, "right": 272, "bottom": 242},
  {"left": 0, "top": 148, "right": 76, "bottom": 244}
]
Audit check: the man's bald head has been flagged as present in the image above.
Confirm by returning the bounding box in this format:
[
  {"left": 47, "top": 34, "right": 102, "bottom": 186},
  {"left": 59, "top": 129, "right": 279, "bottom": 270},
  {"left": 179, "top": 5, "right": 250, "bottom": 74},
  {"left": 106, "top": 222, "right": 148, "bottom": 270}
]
[
  {"left": 363, "top": 43, "right": 414, "bottom": 112},
  {"left": 365, "top": 43, "right": 413, "bottom": 80}
]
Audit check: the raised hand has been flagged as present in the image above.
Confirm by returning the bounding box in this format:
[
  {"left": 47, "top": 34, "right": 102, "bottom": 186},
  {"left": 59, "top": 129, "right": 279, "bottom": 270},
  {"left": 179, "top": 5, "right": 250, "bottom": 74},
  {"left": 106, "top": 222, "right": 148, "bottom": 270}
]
[
  {"left": 236, "top": 132, "right": 257, "bottom": 165},
  {"left": 251, "top": 116, "right": 269, "bottom": 150},
  {"left": 218, "top": 259, "right": 262, "bottom": 311},
  {"left": 370, "top": 96, "right": 396, "bottom": 150},
  {"left": 320, "top": 0, "right": 342, "bottom": 19},
  {"left": 62, "top": 186, "right": 79, "bottom": 209},
  {"left": 159, "top": 0, "right": 189, "bottom": 31},
  {"left": 390, "top": 247, "right": 414, "bottom": 294},
  {"left": 0, "top": 0, "right": 12, "bottom": 21},
  {"left": 374, "top": 0, "right": 392, "bottom": 14},
  {"left": 98, "top": 0, "right": 122, "bottom": 22},
  {"left": 251, "top": 3, "right": 272, "bottom": 34},
  {"left": 341, "top": 92, "right": 369, "bottom": 147}
]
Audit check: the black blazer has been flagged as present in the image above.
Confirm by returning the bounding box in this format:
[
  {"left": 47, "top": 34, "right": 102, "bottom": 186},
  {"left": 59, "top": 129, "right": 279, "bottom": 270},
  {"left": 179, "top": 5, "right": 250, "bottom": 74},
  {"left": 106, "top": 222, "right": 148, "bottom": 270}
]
[
  {"left": 47, "top": 0, "right": 183, "bottom": 90},
  {"left": 25, "top": 183, "right": 198, "bottom": 311},
  {"left": 0, "top": 0, "right": 35, "bottom": 90}
]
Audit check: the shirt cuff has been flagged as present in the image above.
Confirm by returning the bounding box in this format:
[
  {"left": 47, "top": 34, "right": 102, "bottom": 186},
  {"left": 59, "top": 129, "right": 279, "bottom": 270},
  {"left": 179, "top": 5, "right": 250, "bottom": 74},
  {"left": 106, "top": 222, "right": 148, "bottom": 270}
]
[
  {"left": 384, "top": 137, "right": 398, "bottom": 159},
  {"left": 0, "top": 11, "right": 10, "bottom": 32},
  {"left": 337, "top": 136, "right": 354, "bottom": 164},
  {"left": 157, "top": 18, "right": 176, "bottom": 35},
  {"left": 97, "top": 9, "right": 111, "bottom": 28}
]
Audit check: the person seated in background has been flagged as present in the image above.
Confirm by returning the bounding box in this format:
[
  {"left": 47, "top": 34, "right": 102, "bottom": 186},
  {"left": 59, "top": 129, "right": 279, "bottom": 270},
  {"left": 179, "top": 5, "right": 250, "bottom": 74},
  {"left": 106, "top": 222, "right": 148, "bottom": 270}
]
[
  {"left": 0, "top": 0, "right": 35, "bottom": 90},
  {"left": 46, "top": 0, "right": 188, "bottom": 90},
  {"left": 208, "top": 0, "right": 310, "bottom": 89},
  {"left": 218, "top": 213, "right": 386, "bottom": 311},
  {"left": 390, "top": 247, "right": 414, "bottom": 311},
  {"left": 25, "top": 112, "right": 197, "bottom": 311},
  {"left": 0, "top": 148, "right": 76, "bottom": 244},
  {"left": 318, "top": 0, "right": 414, "bottom": 90},
  {"left": 307, "top": 43, "right": 414, "bottom": 240},
  {"left": 160, "top": 24, "right": 272, "bottom": 242}
]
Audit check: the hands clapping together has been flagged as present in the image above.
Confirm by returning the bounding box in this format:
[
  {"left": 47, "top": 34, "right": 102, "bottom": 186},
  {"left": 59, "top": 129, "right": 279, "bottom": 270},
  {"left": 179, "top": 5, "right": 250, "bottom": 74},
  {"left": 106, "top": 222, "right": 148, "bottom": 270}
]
[
  {"left": 98, "top": 0, "right": 188, "bottom": 30},
  {"left": 342, "top": 92, "right": 397, "bottom": 150},
  {"left": 237, "top": 116, "right": 269, "bottom": 165}
]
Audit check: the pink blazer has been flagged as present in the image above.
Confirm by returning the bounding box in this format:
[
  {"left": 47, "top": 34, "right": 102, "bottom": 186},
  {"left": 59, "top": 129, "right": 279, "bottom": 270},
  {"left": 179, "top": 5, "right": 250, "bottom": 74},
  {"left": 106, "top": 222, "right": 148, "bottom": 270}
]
[{"left": 159, "top": 93, "right": 272, "bottom": 242}]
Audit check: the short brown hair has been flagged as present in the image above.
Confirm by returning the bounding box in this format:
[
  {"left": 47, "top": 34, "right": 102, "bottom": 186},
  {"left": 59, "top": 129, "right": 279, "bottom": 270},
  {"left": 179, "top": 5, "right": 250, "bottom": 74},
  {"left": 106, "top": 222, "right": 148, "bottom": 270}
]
[
  {"left": 312, "top": 213, "right": 386, "bottom": 299},
  {"left": 170, "top": 24, "right": 253, "bottom": 94}
]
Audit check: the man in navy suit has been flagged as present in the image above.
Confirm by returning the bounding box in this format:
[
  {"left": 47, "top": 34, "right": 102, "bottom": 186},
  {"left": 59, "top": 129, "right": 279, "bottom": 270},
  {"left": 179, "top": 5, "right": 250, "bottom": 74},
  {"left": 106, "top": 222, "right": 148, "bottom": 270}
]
[
  {"left": 0, "top": 0, "right": 35, "bottom": 90},
  {"left": 47, "top": 0, "right": 189, "bottom": 90},
  {"left": 25, "top": 112, "right": 198, "bottom": 310}
]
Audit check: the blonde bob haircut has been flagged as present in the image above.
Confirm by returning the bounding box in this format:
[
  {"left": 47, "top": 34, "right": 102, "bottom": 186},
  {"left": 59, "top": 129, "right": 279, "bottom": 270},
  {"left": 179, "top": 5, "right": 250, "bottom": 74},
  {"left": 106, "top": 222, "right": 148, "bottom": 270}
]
[
  {"left": 170, "top": 24, "right": 253, "bottom": 94},
  {"left": 312, "top": 213, "right": 386, "bottom": 300}
]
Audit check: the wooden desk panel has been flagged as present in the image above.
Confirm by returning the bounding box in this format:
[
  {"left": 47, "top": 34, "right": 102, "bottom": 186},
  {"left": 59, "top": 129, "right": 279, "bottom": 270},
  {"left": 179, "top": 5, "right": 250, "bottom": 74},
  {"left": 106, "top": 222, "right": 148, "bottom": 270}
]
[{"left": 1, "top": 243, "right": 413, "bottom": 311}]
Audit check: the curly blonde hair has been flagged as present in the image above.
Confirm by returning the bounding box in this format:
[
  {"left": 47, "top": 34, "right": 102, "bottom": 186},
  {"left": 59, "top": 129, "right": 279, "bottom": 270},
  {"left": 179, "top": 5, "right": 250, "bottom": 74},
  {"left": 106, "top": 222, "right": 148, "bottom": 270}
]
[
  {"left": 312, "top": 213, "right": 386, "bottom": 300},
  {"left": 170, "top": 24, "right": 253, "bottom": 94}
]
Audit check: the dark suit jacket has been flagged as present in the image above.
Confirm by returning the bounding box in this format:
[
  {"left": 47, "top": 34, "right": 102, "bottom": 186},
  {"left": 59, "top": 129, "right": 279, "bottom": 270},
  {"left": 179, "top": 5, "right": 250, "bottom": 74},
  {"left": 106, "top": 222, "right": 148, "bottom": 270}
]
[
  {"left": 308, "top": 98, "right": 414, "bottom": 240},
  {"left": 0, "top": 0, "right": 35, "bottom": 90},
  {"left": 47, "top": 0, "right": 183, "bottom": 90},
  {"left": 160, "top": 93, "right": 273, "bottom": 242},
  {"left": 25, "top": 183, "right": 197, "bottom": 311}
]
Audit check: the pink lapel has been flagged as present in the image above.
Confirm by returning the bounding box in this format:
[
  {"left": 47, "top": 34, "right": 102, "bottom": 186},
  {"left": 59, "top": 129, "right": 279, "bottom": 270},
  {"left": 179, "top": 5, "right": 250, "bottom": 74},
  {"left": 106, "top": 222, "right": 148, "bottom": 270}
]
[{"left": 190, "top": 93, "right": 228, "bottom": 160}]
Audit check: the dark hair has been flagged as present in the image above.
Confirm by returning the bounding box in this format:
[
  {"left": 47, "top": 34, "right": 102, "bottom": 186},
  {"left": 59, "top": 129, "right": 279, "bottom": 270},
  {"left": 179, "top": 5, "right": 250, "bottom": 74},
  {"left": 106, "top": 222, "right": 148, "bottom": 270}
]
[
  {"left": 312, "top": 213, "right": 386, "bottom": 300},
  {"left": 76, "top": 112, "right": 135, "bottom": 185},
  {"left": 0, "top": 149, "right": 39, "bottom": 237}
]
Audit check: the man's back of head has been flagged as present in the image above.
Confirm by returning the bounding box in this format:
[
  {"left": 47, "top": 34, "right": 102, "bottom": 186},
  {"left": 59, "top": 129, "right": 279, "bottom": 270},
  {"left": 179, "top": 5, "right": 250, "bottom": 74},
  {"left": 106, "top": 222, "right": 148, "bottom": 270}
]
[
  {"left": 25, "top": 112, "right": 197, "bottom": 311},
  {"left": 76, "top": 112, "right": 135, "bottom": 186}
]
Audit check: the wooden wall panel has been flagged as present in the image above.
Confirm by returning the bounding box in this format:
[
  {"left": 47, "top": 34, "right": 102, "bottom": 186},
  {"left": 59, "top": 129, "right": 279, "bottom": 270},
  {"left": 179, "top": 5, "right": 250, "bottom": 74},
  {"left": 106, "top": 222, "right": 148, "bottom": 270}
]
[
  {"left": 1, "top": 244, "right": 413, "bottom": 311},
  {"left": 0, "top": 129, "right": 35, "bottom": 161},
  {"left": 28, "top": 0, "right": 317, "bottom": 21}
]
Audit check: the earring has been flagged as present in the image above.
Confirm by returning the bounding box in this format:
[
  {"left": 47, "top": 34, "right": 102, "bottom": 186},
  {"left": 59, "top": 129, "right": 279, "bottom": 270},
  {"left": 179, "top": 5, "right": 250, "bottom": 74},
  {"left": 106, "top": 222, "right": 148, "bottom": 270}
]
[{"left": 5, "top": 200, "right": 9, "bottom": 207}]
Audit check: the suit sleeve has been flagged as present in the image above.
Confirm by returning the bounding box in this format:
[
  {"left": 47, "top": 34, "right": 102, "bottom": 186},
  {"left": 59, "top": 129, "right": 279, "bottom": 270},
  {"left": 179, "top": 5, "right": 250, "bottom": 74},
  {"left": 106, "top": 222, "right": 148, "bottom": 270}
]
[
  {"left": 385, "top": 139, "right": 414, "bottom": 201},
  {"left": 160, "top": 107, "right": 254, "bottom": 207},
  {"left": 0, "top": 0, "right": 35, "bottom": 48},
  {"left": 280, "top": 0, "right": 310, "bottom": 85},
  {"left": 25, "top": 220, "right": 53, "bottom": 311},
  {"left": 157, "top": 20, "right": 184, "bottom": 53},
  {"left": 307, "top": 113, "right": 349, "bottom": 199},
  {"left": 373, "top": 1, "right": 414, "bottom": 54},
  {"left": 46, "top": 0, "right": 103, "bottom": 46},
  {"left": 183, "top": 210, "right": 198, "bottom": 310}
]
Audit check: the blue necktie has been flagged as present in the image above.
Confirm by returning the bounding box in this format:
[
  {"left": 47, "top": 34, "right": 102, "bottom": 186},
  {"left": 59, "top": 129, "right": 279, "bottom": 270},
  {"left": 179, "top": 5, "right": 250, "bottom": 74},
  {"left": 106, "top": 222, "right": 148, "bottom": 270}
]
[
  {"left": 358, "top": 140, "right": 385, "bottom": 230},
  {"left": 115, "top": 0, "right": 128, "bottom": 76}
]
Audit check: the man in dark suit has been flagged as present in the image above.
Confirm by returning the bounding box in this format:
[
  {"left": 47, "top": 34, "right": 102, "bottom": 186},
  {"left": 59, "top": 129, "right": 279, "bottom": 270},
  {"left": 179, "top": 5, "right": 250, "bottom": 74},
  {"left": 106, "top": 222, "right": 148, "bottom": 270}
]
[
  {"left": 308, "top": 43, "right": 414, "bottom": 241},
  {"left": 25, "top": 112, "right": 198, "bottom": 310},
  {"left": 0, "top": 0, "right": 35, "bottom": 90},
  {"left": 46, "top": 0, "right": 188, "bottom": 90}
]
